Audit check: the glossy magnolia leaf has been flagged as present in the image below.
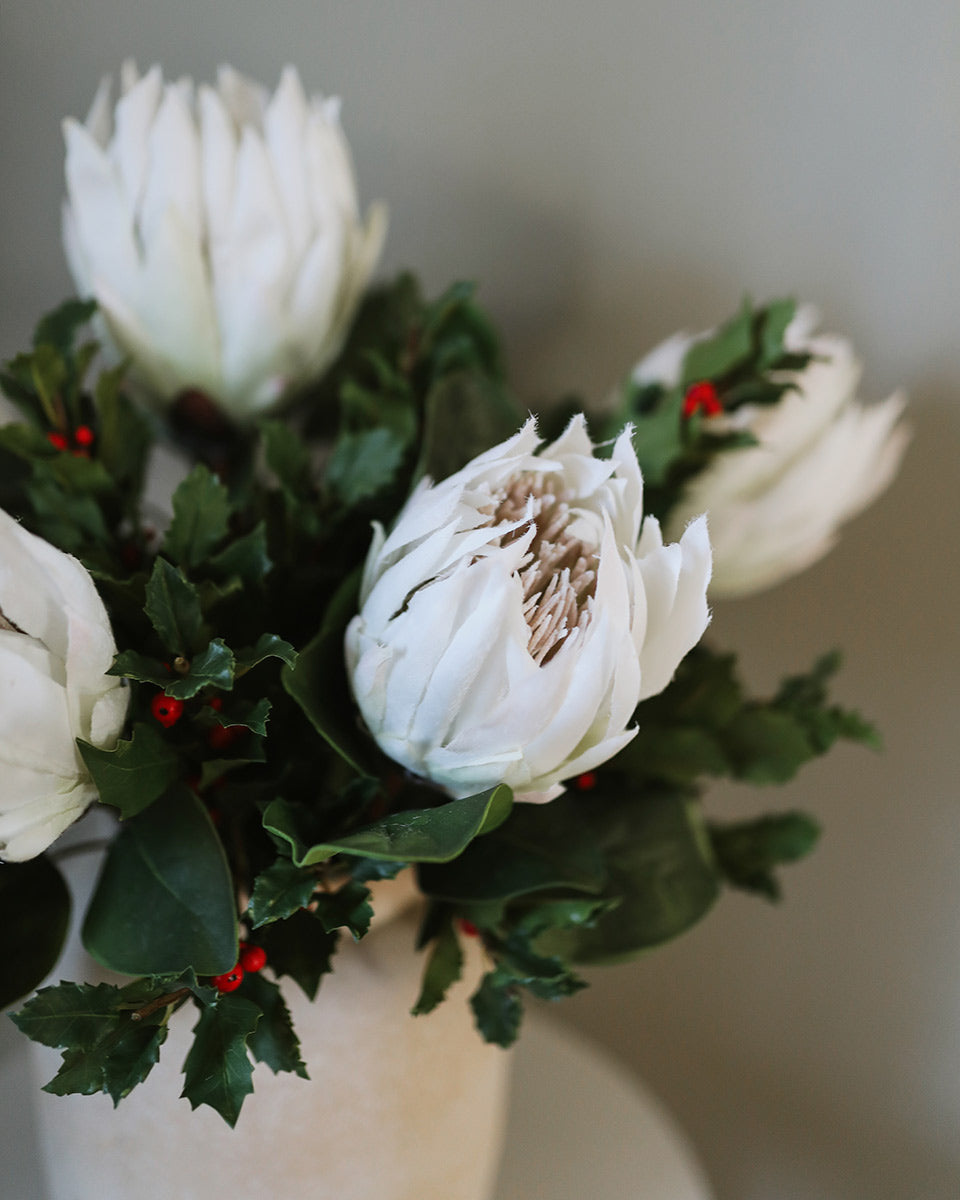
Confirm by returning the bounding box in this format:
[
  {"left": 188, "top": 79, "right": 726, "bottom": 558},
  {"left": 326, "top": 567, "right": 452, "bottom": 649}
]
[
  {"left": 248, "top": 859, "right": 318, "bottom": 929},
  {"left": 0, "top": 855, "right": 70, "bottom": 1008},
  {"left": 78, "top": 722, "right": 180, "bottom": 818},
  {"left": 181, "top": 994, "right": 261, "bottom": 1127},
  {"left": 144, "top": 558, "right": 207, "bottom": 656},
  {"left": 240, "top": 973, "right": 308, "bottom": 1079},
  {"left": 281, "top": 573, "right": 379, "bottom": 777},
  {"left": 418, "top": 798, "right": 606, "bottom": 903},
  {"left": 412, "top": 914, "right": 463, "bottom": 1017},
  {"left": 82, "top": 785, "right": 237, "bottom": 976},
  {"left": 264, "top": 786, "right": 513, "bottom": 867},
  {"left": 535, "top": 788, "right": 720, "bottom": 965},
  {"left": 163, "top": 465, "right": 231, "bottom": 569}
]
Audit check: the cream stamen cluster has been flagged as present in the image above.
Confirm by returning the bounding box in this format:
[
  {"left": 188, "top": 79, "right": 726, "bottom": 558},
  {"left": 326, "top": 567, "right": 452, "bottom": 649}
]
[{"left": 489, "top": 475, "right": 599, "bottom": 665}]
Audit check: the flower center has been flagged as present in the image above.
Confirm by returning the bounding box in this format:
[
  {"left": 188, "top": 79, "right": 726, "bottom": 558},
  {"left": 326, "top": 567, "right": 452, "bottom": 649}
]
[{"left": 489, "top": 473, "right": 600, "bottom": 665}]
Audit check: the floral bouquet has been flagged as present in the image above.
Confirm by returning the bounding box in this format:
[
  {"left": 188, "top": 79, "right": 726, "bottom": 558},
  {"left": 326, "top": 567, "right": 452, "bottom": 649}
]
[{"left": 1, "top": 64, "right": 908, "bottom": 1129}]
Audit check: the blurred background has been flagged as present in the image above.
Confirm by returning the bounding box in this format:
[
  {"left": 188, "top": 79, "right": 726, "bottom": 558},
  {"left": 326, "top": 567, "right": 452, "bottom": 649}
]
[{"left": 1, "top": 3, "right": 957, "bottom": 1197}]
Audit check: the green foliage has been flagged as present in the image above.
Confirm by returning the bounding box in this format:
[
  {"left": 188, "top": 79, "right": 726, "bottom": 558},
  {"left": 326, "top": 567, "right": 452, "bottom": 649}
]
[
  {"left": 618, "top": 646, "right": 879, "bottom": 789},
  {"left": 0, "top": 855, "right": 70, "bottom": 1008},
  {"left": 82, "top": 786, "right": 238, "bottom": 976},
  {"left": 256, "top": 911, "right": 339, "bottom": 1001},
  {"left": 412, "top": 911, "right": 463, "bottom": 1016},
  {"left": 711, "top": 812, "right": 821, "bottom": 900},
  {"left": 163, "top": 466, "right": 232, "bottom": 569},
  {"left": 247, "top": 859, "right": 319, "bottom": 928},
  {"left": 240, "top": 972, "right": 308, "bottom": 1079},
  {"left": 264, "top": 785, "right": 513, "bottom": 867},
  {"left": 606, "top": 297, "right": 813, "bottom": 521},
  {"left": 9, "top": 974, "right": 211, "bottom": 1105},
  {"left": 143, "top": 558, "right": 209, "bottom": 656},
  {"left": 77, "top": 722, "right": 181, "bottom": 818},
  {"left": 181, "top": 994, "right": 261, "bottom": 1127}
]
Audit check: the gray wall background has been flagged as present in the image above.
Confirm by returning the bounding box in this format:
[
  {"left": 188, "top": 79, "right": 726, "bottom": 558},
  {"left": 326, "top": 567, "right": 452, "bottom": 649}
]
[{"left": 2, "top": 3, "right": 958, "bottom": 1197}]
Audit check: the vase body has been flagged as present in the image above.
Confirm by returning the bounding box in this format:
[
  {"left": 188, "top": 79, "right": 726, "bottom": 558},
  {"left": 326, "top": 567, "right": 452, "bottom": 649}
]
[{"left": 28, "top": 856, "right": 511, "bottom": 1200}]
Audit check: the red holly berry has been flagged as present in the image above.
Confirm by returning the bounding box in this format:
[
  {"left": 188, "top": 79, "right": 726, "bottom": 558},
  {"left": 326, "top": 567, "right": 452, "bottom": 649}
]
[
  {"left": 46, "top": 431, "right": 68, "bottom": 451},
  {"left": 458, "top": 919, "right": 479, "bottom": 938},
  {"left": 74, "top": 424, "right": 95, "bottom": 447},
  {"left": 239, "top": 944, "right": 267, "bottom": 974},
  {"left": 208, "top": 723, "right": 244, "bottom": 751},
  {"left": 574, "top": 771, "right": 598, "bottom": 790},
  {"left": 211, "top": 963, "right": 244, "bottom": 993},
  {"left": 682, "top": 381, "right": 723, "bottom": 419},
  {"left": 208, "top": 696, "right": 224, "bottom": 711},
  {"left": 151, "top": 692, "right": 184, "bottom": 728}
]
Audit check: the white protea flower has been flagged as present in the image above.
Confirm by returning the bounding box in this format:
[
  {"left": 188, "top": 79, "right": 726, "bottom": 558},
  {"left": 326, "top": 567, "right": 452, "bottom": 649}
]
[
  {"left": 345, "top": 417, "right": 711, "bottom": 802},
  {"left": 636, "top": 309, "right": 909, "bottom": 598},
  {"left": 0, "top": 510, "right": 129, "bottom": 861},
  {"left": 62, "top": 62, "right": 386, "bottom": 420}
]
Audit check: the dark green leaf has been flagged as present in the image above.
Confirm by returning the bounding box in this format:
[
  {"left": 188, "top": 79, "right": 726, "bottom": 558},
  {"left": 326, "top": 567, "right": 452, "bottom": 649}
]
[
  {"left": 82, "top": 785, "right": 237, "bottom": 976},
  {"left": 0, "top": 855, "right": 70, "bottom": 1008},
  {"left": 208, "top": 523, "right": 272, "bottom": 587},
  {"left": 235, "top": 633, "right": 298, "bottom": 674},
  {"left": 470, "top": 969, "right": 522, "bottom": 1048},
  {"left": 256, "top": 910, "right": 339, "bottom": 1001},
  {"left": 248, "top": 859, "right": 318, "bottom": 928},
  {"left": 163, "top": 465, "right": 231, "bottom": 569},
  {"left": 627, "top": 387, "right": 686, "bottom": 487},
  {"left": 758, "top": 298, "right": 797, "bottom": 368},
  {"left": 260, "top": 420, "right": 313, "bottom": 500},
  {"left": 144, "top": 558, "right": 207, "bottom": 656},
  {"left": 78, "top": 722, "right": 181, "bottom": 818},
  {"left": 240, "top": 972, "right": 308, "bottom": 1078},
  {"left": 212, "top": 696, "right": 271, "bottom": 736},
  {"left": 723, "top": 709, "right": 816, "bottom": 783},
  {"left": 264, "top": 786, "right": 513, "bottom": 867},
  {"left": 533, "top": 788, "right": 720, "bottom": 965},
  {"left": 313, "top": 880, "right": 373, "bottom": 939},
  {"left": 281, "top": 572, "right": 378, "bottom": 777},
  {"left": 711, "top": 812, "right": 821, "bottom": 900},
  {"left": 181, "top": 994, "right": 261, "bottom": 1127},
  {"left": 163, "top": 639, "right": 235, "bottom": 700},
  {"left": 680, "top": 298, "right": 753, "bottom": 385},
  {"left": 412, "top": 914, "right": 463, "bottom": 1016},
  {"left": 328, "top": 426, "right": 406, "bottom": 505},
  {"left": 415, "top": 371, "right": 521, "bottom": 484},
  {"left": 33, "top": 298, "right": 97, "bottom": 355}
]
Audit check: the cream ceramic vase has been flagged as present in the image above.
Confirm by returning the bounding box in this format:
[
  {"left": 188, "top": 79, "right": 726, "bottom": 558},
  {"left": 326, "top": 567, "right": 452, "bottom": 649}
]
[{"left": 28, "top": 844, "right": 512, "bottom": 1200}]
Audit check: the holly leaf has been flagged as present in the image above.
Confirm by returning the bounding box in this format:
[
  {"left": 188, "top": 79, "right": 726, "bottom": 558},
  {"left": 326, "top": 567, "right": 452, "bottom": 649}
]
[
  {"left": 247, "top": 859, "right": 318, "bottom": 928},
  {"left": 163, "top": 465, "right": 231, "bottom": 569},
  {"left": 313, "top": 881, "right": 374, "bottom": 940},
  {"left": 256, "top": 910, "right": 339, "bottom": 1001},
  {"left": 0, "top": 855, "right": 70, "bottom": 1008},
  {"left": 680, "top": 297, "right": 753, "bottom": 385},
  {"left": 78, "top": 722, "right": 181, "bottom": 818},
  {"left": 328, "top": 426, "right": 407, "bottom": 505},
  {"left": 208, "top": 523, "right": 272, "bottom": 588},
  {"left": 181, "top": 994, "right": 261, "bottom": 1127},
  {"left": 412, "top": 913, "right": 463, "bottom": 1016},
  {"left": 82, "top": 785, "right": 237, "bottom": 976},
  {"left": 33, "top": 298, "right": 97, "bottom": 356},
  {"left": 235, "top": 633, "right": 298, "bottom": 674},
  {"left": 470, "top": 969, "right": 522, "bottom": 1048},
  {"left": 240, "top": 972, "right": 309, "bottom": 1078},
  {"left": 144, "top": 558, "right": 207, "bottom": 656},
  {"left": 415, "top": 370, "right": 521, "bottom": 485}
]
